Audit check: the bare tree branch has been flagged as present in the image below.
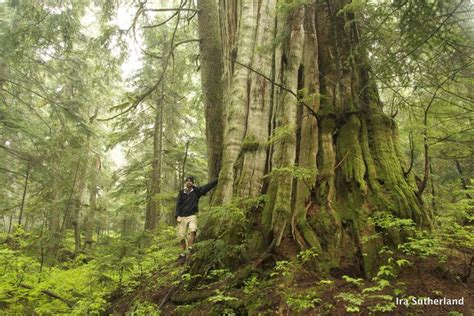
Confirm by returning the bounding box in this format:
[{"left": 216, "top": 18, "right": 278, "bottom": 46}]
[
  {"left": 19, "top": 284, "right": 74, "bottom": 308},
  {"left": 143, "top": 11, "right": 179, "bottom": 29},
  {"left": 230, "top": 58, "right": 319, "bottom": 118},
  {"left": 145, "top": 8, "right": 198, "bottom": 13},
  {"left": 0, "top": 167, "right": 26, "bottom": 178}
]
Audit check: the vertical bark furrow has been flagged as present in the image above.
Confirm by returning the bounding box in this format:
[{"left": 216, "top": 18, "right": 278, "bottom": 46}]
[
  {"left": 317, "top": 118, "right": 337, "bottom": 208},
  {"left": 292, "top": 3, "right": 321, "bottom": 251},
  {"left": 367, "top": 113, "right": 430, "bottom": 227},
  {"left": 268, "top": 7, "right": 305, "bottom": 247},
  {"left": 336, "top": 115, "right": 367, "bottom": 194},
  {"left": 236, "top": 0, "right": 276, "bottom": 198},
  {"left": 198, "top": 0, "right": 433, "bottom": 276},
  {"left": 215, "top": 0, "right": 256, "bottom": 203}
]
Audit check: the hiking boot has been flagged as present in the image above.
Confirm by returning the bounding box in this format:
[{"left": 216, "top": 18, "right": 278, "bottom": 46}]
[{"left": 177, "top": 253, "right": 186, "bottom": 264}]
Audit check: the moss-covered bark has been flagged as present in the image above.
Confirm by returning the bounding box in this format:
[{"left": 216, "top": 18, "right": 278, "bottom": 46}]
[
  {"left": 213, "top": 0, "right": 261, "bottom": 203},
  {"left": 291, "top": 3, "right": 321, "bottom": 252},
  {"left": 264, "top": 6, "right": 305, "bottom": 247},
  {"left": 198, "top": 0, "right": 433, "bottom": 277}
]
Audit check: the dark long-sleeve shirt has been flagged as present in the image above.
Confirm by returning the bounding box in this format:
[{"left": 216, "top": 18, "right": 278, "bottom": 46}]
[{"left": 175, "top": 179, "right": 218, "bottom": 217}]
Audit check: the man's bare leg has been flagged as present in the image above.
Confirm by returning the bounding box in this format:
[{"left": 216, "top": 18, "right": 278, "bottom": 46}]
[
  {"left": 188, "top": 231, "right": 196, "bottom": 249},
  {"left": 179, "top": 239, "right": 186, "bottom": 251}
]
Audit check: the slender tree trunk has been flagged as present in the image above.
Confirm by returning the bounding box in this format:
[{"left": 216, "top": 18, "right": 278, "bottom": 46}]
[
  {"left": 18, "top": 163, "right": 30, "bottom": 226},
  {"left": 180, "top": 140, "right": 190, "bottom": 186},
  {"left": 46, "top": 189, "right": 62, "bottom": 260},
  {"left": 455, "top": 160, "right": 472, "bottom": 199},
  {"left": 198, "top": 0, "right": 433, "bottom": 276},
  {"left": 0, "top": 57, "right": 7, "bottom": 89},
  {"left": 61, "top": 157, "right": 81, "bottom": 232},
  {"left": 39, "top": 214, "right": 46, "bottom": 275},
  {"left": 430, "top": 163, "right": 437, "bottom": 211},
  {"left": 71, "top": 152, "right": 89, "bottom": 255},
  {"left": 145, "top": 87, "right": 164, "bottom": 231},
  {"left": 72, "top": 197, "right": 81, "bottom": 255},
  {"left": 84, "top": 154, "right": 100, "bottom": 249},
  {"left": 8, "top": 211, "right": 13, "bottom": 233},
  {"left": 418, "top": 108, "right": 431, "bottom": 196}
]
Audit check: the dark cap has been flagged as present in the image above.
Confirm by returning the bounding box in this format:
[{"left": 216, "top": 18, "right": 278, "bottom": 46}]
[{"left": 185, "top": 175, "right": 195, "bottom": 183}]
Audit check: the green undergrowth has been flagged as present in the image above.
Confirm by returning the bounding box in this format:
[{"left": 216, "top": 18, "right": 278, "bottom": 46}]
[
  {"left": 0, "top": 226, "right": 180, "bottom": 315},
  {"left": 1, "top": 191, "right": 471, "bottom": 315},
  {"left": 150, "top": 194, "right": 472, "bottom": 315}
]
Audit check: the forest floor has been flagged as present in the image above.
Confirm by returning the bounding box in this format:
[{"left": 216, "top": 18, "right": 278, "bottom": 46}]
[{"left": 107, "top": 250, "right": 473, "bottom": 315}]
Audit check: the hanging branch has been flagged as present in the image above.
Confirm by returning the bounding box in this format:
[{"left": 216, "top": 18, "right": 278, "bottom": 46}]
[
  {"left": 143, "top": 11, "right": 179, "bottom": 28},
  {"left": 428, "top": 126, "right": 474, "bottom": 145},
  {"left": 144, "top": 8, "right": 198, "bottom": 12},
  {"left": 173, "top": 39, "right": 200, "bottom": 49},
  {"left": 334, "top": 151, "right": 350, "bottom": 170},
  {"left": 0, "top": 167, "right": 27, "bottom": 178},
  {"left": 0, "top": 145, "right": 29, "bottom": 161}
]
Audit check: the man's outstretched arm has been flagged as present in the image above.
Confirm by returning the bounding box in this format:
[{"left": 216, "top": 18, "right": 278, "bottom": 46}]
[{"left": 197, "top": 179, "right": 218, "bottom": 196}]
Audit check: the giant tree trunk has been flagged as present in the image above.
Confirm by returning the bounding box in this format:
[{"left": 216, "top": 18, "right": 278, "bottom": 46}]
[
  {"left": 198, "top": 0, "right": 433, "bottom": 276},
  {"left": 197, "top": 0, "right": 224, "bottom": 181}
]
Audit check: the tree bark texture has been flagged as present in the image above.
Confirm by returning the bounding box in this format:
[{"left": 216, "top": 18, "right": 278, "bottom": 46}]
[
  {"left": 198, "top": 0, "right": 224, "bottom": 181},
  {"left": 198, "top": 0, "right": 433, "bottom": 276}
]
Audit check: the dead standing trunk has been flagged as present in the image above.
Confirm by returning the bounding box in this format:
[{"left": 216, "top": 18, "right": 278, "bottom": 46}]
[{"left": 198, "top": 0, "right": 433, "bottom": 276}]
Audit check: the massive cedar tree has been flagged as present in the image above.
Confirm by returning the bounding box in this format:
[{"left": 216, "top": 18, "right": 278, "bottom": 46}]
[{"left": 198, "top": 0, "right": 432, "bottom": 276}]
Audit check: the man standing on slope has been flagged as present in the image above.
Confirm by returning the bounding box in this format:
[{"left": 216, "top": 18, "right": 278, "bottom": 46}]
[{"left": 175, "top": 175, "right": 218, "bottom": 262}]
